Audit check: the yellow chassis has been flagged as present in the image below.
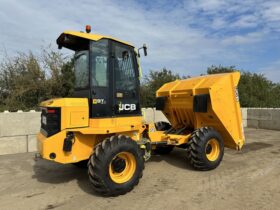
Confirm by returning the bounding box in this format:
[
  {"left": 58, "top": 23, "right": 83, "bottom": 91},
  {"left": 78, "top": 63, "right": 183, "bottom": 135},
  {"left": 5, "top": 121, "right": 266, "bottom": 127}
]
[{"left": 37, "top": 116, "right": 190, "bottom": 164}]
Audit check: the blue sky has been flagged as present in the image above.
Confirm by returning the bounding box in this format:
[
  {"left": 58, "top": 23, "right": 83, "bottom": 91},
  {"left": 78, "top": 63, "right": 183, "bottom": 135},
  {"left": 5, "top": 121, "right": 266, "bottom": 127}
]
[{"left": 0, "top": 0, "right": 280, "bottom": 82}]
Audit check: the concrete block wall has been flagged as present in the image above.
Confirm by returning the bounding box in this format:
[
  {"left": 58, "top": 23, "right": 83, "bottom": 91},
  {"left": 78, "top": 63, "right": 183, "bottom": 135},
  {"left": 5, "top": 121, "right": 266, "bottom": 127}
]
[
  {"left": 0, "top": 108, "right": 279, "bottom": 156},
  {"left": 0, "top": 111, "right": 41, "bottom": 155},
  {"left": 247, "top": 108, "right": 280, "bottom": 130}
]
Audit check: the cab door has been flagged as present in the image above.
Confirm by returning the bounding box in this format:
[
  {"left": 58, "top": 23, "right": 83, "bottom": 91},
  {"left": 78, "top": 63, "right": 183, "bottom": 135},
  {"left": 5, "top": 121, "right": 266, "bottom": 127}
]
[
  {"left": 112, "top": 42, "right": 141, "bottom": 116},
  {"left": 90, "top": 39, "right": 113, "bottom": 118}
]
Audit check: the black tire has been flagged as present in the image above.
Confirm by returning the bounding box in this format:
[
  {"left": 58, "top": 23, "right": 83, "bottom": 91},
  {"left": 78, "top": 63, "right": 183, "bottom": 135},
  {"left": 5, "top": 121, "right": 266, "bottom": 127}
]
[
  {"left": 187, "top": 127, "right": 224, "bottom": 170},
  {"left": 154, "top": 121, "right": 174, "bottom": 154},
  {"left": 88, "top": 135, "right": 144, "bottom": 196},
  {"left": 72, "top": 160, "right": 88, "bottom": 168}
]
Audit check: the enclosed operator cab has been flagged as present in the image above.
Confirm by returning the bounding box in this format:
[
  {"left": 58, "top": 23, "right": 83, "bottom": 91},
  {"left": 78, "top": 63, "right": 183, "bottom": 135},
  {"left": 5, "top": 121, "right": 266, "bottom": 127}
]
[{"left": 57, "top": 31, "right": 142, "bottom": 117}]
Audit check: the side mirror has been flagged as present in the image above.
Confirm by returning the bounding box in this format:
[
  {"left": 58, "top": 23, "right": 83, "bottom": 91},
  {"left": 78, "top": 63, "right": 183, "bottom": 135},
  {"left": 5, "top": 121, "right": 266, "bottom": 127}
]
[
  {"left": 138, "top": 44, "right": 148, "bottom": 57},
  {"left": 143, "top": 44, "right": 147, "bottom": 56}
]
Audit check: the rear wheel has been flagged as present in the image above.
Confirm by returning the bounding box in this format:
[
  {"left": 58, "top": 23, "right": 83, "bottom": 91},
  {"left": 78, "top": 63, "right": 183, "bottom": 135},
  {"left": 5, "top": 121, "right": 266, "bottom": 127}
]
[
  {"left": 154, "top": 121, "right": 174, "bottom": 155},
  {"left": 187, "top": 127, "right": 224, "bottom": 170},
  {"left": 88, "top": 135, "right": 144, "bottom": 196}
]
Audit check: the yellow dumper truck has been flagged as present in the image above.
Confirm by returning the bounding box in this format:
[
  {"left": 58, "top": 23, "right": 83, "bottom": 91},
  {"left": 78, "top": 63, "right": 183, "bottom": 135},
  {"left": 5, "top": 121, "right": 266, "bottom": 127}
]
[{"left": 37, "top": 26, "right": 245, "bottom": 196}]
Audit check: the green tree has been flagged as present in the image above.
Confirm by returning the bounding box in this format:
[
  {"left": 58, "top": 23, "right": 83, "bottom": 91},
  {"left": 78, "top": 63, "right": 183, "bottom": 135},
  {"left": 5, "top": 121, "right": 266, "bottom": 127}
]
[
  {"left": 140, "top": 68, "right": 181, "bottom": 107},
  {"left": 42, "top": 48, "right": 74, "bottom": 98},
  {"left": 0, "top": 47, "right": 74, "bottom": 111},
  {"left": 0, "top": 52, "right": 47, "bottom": 111},
  {"left": 59, "top": 59, "right": 75, "bottom": 97},
  {"left": 207, "top": 65, "right": 280, "bottom": 107},
  {"left": 207, "top": 65, "right": 236, "bottom": 74}
]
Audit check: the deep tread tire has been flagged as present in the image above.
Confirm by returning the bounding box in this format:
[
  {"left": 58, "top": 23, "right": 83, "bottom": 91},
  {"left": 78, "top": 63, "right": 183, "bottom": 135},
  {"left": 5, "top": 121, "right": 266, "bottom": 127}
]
[
  {"left": 187, "top": 127, "right": 224, "bottom": 170},
  {"left": 154, "top": 121, "right": 174, "bottom": 155},
  {"left": 88, "top": 135, "right": 144, "bottom": 196}
]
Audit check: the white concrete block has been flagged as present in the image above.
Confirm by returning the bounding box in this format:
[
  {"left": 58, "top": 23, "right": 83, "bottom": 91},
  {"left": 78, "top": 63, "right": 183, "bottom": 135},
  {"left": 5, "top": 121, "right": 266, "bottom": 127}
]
[
  {"left": 247, "top": 109, "right": 272, "bottom": 121},
  {"left": 267, "top": 109, "right": 280, "bottom": 130},
  {"left": 27, "top": 135, "right": 37, "bottom": 152},
  {"left": 0, "top": 136, "right": 27, "bottom": 155},
  {"left": 247, "top": 119, "right": 259, "bottom": 128},
  {"left": 142, "top": 108, "right": 154, "bottom": 123},
  {"left": 259, "top": 120, "right": 280, "bottom": 130},
  {"left": 154, "top": 110, "right": 169, "bottom": 123},
  {"left": 242, "top": 119, "right": 247, "bottom": 128},
  {"left": 0, "top": 112, "right": 41, "bottom": 137},
  {"left": 246, "top": 109, "right": 280, "bottom": 130},
  {"left": 241, "top": 108, "right": 247, "bottom": 120}
]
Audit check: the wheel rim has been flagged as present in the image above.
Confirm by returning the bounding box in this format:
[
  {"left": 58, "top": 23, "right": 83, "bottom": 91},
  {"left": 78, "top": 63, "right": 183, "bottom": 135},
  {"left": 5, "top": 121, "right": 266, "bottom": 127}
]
[
  {"left": 109, "top": 152, "right": 136, "bottom": 184},
  {"left": 205, "top": 138, "right": 220, "bottom": 161}
]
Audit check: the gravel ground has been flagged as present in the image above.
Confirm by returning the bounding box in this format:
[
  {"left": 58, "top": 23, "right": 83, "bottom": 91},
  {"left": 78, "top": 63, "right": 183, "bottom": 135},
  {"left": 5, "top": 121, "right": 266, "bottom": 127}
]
[{"left": 0, "top": 128, "right": 279, "bottom": 210}]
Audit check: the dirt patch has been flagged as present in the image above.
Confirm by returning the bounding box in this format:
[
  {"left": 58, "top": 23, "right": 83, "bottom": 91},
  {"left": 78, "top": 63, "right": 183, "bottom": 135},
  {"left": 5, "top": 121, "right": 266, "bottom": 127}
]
[
  {"left": 241, "top": 142, "right": 273, "bottom": 153},
  {"left": 0, "top": 128, "right": 279, "bottom": 210}
]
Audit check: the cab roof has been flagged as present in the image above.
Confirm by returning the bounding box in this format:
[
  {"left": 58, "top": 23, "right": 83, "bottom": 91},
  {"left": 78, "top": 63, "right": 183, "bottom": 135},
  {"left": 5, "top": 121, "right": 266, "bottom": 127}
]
[{"left": 57, "top": 31, "right": 134, "bottom": 49}]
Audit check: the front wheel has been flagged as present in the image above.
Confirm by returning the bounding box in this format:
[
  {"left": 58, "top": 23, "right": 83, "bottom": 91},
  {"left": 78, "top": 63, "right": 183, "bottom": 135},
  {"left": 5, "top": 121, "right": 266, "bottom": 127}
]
[
  {"left": 187, "top": 127, "right": 224, "bottom": 170},
  {"left": 88, "top": 135, "right": 144, "bottom": 196}
]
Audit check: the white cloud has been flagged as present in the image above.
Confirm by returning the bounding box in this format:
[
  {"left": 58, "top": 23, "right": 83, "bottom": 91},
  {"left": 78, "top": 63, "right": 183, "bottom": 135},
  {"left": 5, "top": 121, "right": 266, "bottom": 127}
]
[
  {"left": 0, "top": 0, "right": 279, "bottom": 80},
  {"left": 259, "top": 60, "right": 280, "bottom": 83},
  {"left": 221, "top": 31, "right": 265, "bottom": 45},
  {"left": 211, "top": 18, "right": 227, "bottom": 29},
  {"left": 185, "top": 0, "right": 228, "bottom": 13},
  {"left": 231, "top": 15, "right": 259, "bottom": 28},
  {"left": 262, "top": 2, "right": 280, "bottom": 22}
]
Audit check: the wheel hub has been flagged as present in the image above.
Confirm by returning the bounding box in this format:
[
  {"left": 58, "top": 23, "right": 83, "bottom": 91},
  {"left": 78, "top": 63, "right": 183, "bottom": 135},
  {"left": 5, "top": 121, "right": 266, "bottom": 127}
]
[
  {"left": 205, "top": 138, "right": 220, "bottom": 161},
  {"left": 109, "top": 152, "right": 136, "bottom": 184},
  {"left": 111, "top": 157, "right": 126, "bottom": 173},
  {"left": 206, "top": 144, "right": 213, "bottom": 154}
]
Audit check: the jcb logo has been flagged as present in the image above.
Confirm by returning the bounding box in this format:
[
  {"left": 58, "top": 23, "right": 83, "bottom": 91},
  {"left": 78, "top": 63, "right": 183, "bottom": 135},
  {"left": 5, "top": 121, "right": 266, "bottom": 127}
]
[{"left": 119, "top": 104, "right": 136, "bottom": 111}]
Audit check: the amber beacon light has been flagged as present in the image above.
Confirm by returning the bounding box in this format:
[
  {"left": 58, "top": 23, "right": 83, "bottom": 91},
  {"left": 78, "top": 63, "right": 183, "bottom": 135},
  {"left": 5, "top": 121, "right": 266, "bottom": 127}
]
[{"left": 85, "top": 25, "right": 91, "bottom": 33}]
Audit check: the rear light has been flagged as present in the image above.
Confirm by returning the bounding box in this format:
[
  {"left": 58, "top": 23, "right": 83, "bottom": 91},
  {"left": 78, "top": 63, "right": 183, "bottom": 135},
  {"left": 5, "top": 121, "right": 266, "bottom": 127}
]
[
  {"left": 41, "top": 107, "right": 61, "bottom": 137},
  {"left": 47, "top": 109, "right": 56, "bottom": 114}
]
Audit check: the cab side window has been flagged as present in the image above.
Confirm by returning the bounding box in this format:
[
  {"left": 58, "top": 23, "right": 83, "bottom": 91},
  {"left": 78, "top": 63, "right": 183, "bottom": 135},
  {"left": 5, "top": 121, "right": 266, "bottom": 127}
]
[
  {"left": 114, "top": 45, "right": 136, "bottom": 91},
  {"left": 91, "top": 40, "right": 109, "bottom": 87},
  {"left": 74, "top": 51, "right": 89, "bottom": 89}
]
